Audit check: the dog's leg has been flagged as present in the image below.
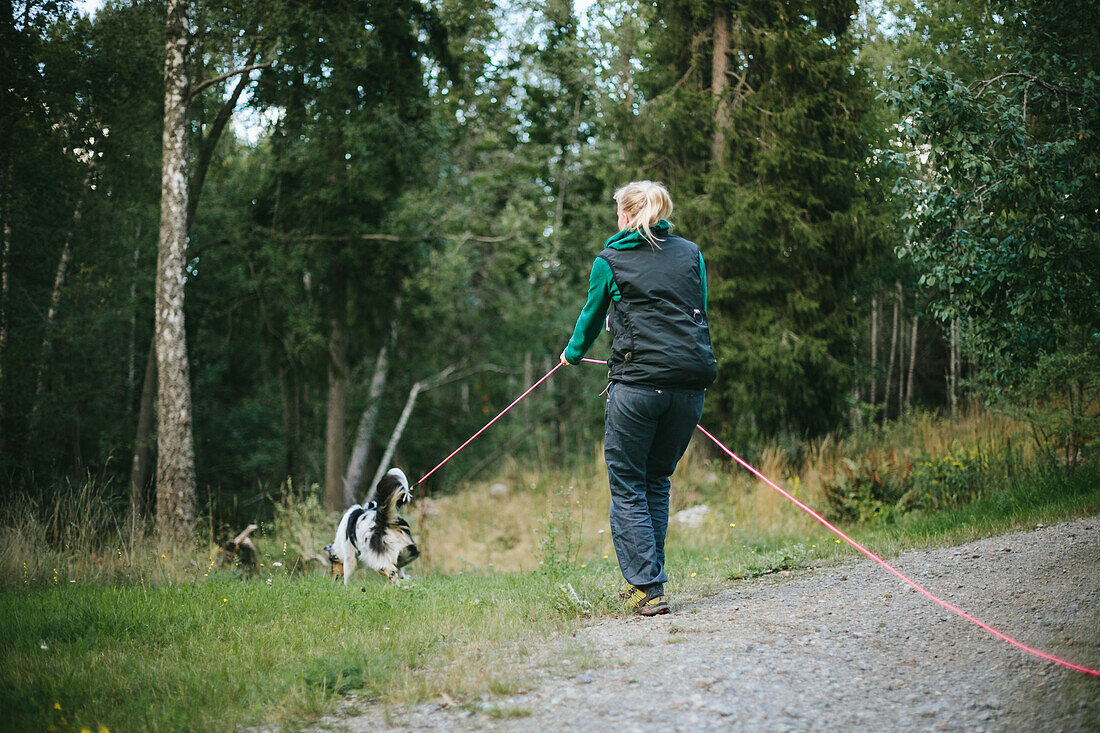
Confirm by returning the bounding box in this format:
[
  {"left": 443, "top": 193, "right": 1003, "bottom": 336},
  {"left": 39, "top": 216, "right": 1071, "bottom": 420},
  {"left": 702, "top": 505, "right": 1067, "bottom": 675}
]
[{"left": 342, "top": 556, "right": 357, "bottom": 586}]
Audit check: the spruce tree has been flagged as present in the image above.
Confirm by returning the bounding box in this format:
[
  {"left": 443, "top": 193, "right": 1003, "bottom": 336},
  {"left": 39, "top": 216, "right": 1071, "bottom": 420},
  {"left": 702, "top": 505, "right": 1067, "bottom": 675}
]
[{"left": 633, "top": 0, "right": 881, "bottom": 440}]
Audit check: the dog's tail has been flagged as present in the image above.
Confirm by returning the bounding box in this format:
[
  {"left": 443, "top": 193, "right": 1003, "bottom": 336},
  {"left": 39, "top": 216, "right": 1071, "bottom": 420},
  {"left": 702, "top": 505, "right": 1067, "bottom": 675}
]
[{"left": 369, "top": 468, "right": 411, "bottom": 553}]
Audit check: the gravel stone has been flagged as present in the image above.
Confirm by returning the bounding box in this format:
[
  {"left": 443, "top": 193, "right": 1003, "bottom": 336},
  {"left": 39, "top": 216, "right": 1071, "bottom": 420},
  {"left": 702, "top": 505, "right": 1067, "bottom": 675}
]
[{"left": 315, "top": 517, "right": 1100, "bottom": 732}]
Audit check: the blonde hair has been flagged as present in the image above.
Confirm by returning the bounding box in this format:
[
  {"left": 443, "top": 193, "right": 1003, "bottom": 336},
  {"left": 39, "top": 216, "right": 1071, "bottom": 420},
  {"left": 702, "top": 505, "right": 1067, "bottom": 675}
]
[{"left": 614, "top": 180, "right": 673, "bottom": 244}]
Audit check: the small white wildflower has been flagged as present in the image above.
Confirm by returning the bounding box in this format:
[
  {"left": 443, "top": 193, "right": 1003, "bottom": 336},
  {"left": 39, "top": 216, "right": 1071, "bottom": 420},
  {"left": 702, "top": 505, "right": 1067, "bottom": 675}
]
[{"left": 272, "top": 561, "right": 283, "bottom": 567}]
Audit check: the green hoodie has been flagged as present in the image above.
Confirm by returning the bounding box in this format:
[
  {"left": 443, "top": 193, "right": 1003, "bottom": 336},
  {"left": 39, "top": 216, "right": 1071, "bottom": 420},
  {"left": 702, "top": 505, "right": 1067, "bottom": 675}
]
[{"left": 563, "top": 221, "right": 707, "bottom": 365}]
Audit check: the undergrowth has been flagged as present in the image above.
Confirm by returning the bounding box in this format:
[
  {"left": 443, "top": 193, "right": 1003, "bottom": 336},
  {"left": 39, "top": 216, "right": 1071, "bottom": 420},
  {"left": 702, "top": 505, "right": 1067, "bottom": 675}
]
[{"left": 3, "top": 407, "right": 1098, "bottom": 730}]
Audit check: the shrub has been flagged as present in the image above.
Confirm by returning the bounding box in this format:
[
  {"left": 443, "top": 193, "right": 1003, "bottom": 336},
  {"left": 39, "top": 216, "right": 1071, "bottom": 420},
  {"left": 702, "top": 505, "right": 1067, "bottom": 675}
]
[
  {"left": 908, "top": 449, "right": 991, "bottom": 512},
  {"left": 822, "top": 454, "right": 913, "bottom": 524}
]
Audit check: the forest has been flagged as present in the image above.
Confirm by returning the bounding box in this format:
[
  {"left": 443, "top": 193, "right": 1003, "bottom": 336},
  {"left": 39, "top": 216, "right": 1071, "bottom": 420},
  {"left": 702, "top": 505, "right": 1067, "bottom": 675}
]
[{"left": 2, "top": 0, "right": 1097, "bottom": 541}]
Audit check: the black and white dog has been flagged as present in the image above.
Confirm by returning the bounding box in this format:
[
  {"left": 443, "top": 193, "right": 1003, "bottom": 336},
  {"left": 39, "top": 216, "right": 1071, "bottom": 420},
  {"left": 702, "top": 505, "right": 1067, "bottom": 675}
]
[{"left": 325, "top": 468, "right": 420, "bottom": 585}]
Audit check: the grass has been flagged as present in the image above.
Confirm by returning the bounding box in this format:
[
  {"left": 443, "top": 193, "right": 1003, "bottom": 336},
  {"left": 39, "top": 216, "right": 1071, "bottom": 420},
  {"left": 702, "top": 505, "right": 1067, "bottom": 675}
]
[
  {"left": 3, "top": 407, "right": 1099, "bottom": 731},
  {"left": 0, "top": 568, "right": 622, "bottom": 731}
]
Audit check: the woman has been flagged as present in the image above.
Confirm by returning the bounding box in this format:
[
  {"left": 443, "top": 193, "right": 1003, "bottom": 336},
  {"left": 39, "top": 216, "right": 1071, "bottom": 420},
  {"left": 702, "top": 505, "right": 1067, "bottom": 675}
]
[{"left": 560, "top": 180, "right": 716, "bottom": 616}]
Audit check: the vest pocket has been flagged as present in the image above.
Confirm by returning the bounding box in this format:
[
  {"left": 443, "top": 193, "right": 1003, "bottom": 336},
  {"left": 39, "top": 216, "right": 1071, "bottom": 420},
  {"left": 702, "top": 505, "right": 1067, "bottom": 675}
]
[{"left": 607, "top": 303, "right": 636, "bottom": 367}]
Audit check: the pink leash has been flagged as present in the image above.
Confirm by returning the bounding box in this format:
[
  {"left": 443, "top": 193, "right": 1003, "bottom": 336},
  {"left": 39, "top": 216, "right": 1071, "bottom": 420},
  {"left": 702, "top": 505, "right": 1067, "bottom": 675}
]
[
  {"left": 415, "top": 362, "right": 563, "bottom": 486},
  {"left": 695, "top": 423, "right": 1100, "bottom": 677},
  {"left": 412, "top": 357, "right": 1100, "bottom": 677},
  {"left": 589, "top": 357, "right": 1099, "bottom": 677}
]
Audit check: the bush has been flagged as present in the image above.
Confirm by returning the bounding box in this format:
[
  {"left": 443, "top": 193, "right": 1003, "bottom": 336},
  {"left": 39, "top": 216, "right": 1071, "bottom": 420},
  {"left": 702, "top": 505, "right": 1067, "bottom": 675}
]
[
  {"left": 822, "top": 454, "right": 913, "bottom": 524},
  {"left": 822, "top": 438, "right": 1031, "bottom": 524},
  {"left": 908, "top": 449, "right": 991, "bottom": 512}
]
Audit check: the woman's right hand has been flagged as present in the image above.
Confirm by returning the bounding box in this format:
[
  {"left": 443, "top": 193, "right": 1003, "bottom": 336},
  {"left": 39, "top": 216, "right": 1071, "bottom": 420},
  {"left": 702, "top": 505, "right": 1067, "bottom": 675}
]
[{"left": 559, "top": 350, "right": 572, "bottom": 366}]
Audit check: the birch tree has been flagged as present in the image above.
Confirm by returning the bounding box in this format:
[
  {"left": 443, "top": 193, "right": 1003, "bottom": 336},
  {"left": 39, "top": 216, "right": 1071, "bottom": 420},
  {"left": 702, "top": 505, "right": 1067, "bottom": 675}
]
[{"left": 154, "top": 0, "right": 197, "bottom": 541}]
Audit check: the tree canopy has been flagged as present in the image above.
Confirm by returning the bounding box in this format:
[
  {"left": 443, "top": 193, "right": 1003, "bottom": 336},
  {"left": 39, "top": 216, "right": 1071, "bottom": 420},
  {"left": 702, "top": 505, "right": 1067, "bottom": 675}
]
[{"left": 3, "top": 0, "right": 1095, "bottom": 535}]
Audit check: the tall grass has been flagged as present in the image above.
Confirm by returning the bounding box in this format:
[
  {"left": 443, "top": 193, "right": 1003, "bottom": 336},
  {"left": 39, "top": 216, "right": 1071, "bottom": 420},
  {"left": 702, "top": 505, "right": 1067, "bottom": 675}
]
[
  {"left": 2, "top": 406, "right": 1097, "bottom": 730},
  {"left": 415, "top": 406, "right": 1038, "bottom": 573}
]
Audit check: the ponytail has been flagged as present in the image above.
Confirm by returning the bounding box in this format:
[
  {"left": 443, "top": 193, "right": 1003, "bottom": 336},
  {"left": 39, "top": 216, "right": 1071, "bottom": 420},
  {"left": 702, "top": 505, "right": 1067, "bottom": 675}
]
[{"left": 613, "top": 180, "right": 674, "bottom": 245}]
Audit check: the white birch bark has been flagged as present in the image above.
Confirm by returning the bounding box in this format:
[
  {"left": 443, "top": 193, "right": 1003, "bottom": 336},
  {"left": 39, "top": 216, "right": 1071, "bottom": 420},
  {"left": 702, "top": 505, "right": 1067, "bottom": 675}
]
[
  {"left": 154, "top": 0, "right": 197, "bottom": 541},
  {"left": 884, "top": 283, "right": 900, "bottom": 421},
  {"left": 343, "top": 317, "right": 397, "bottom": 506},
  {"left": 905, "top": 315, "right": 918, "bottom": 410},
  {"left": 366, "top": 365, "right": 457, "bottom": 501}
]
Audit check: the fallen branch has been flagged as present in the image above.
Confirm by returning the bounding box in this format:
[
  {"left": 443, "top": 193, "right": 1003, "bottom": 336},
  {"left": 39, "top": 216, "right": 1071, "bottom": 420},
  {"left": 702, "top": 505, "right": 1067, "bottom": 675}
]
[
  {"left": 219, "top": 523, "right": 259, "bottom": 572},
  {"left": 364, "top": 364, "right": 506, "bottom": 501}
]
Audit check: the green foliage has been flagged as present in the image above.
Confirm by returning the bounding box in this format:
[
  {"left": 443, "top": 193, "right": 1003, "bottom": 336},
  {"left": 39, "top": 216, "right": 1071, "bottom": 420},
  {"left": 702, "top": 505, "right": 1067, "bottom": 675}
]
[
  {"left": 823, "top": 440, "right": 1029, "bottom": 524},
  {"left": 7, "top": 0, "right": 1092, "bottom": 537},
  {"left": 985, "top": 350, "right": 1100, "bottom": 469},
  {"left": 910, "top": 449, "right": 990, "bottom": 511},
  {"left": 537, "top": 487, "right": 582, "bottom": 575},
  {"left": 628, "top": 0, "right": 887, "bottom": 440},
  {"left": 889, "top": 0, "right": 1100, "bottom": 383},
  {"left": 823, "top": 455, "right": 913, "bottom": 523},
  {"left": 269, "top": 481, "right": 331, "bottom": 567}
]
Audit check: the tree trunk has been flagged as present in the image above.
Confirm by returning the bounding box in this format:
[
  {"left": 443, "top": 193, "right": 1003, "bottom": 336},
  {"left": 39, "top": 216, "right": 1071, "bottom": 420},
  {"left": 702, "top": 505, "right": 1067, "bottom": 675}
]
[
  {"left": 134, "top": 19, "right": 252, "bottom": 533},
  {"left": 0, "top": 207, "right": 9, "bottom": 418},
  {"left": 710, "top": 3, "right": 731, "bottom": 165},
  {"left": 28, "top": 170, "right": 90, "bottom": 439},
  {"left": 849, "top": 331, "right": 861, "bottom": 429},
  {"left": 948, "top": 316, "right": 959, "bottom": 415},
  {"left": 883, "top": 283, "right": 900, "bottom": 422},
  {"left": 343, "top": 316, "right": 397, "bottom": 505},
  {"left": 127, "top": 225, "right": 142, "bottom": 405},
  {"left": 897, "top": 286, "right": 906, "bottom": 416},
  {"left": 130, "top": 346, "right": 157, "bottom": 523},
  {"left": 869, "top": 295, "right": 878, "bottom": 406},
  {"left": 154, "top": 0, "right": 197, "bottom": 542},
  {"left": 187, "top": 54, "right": 258, "bottom": 226},
  {"left": 279, "top": 367, "right": 299, "bottom": 485},
  {"left": 905, "top": 315, "right": 918, "bottom": 410},
  {"left": 522, "top": 351, "right": 532, "bottom": 424},
  {"left": 324, "top": 306, "right": 349, "bottom": 511}
]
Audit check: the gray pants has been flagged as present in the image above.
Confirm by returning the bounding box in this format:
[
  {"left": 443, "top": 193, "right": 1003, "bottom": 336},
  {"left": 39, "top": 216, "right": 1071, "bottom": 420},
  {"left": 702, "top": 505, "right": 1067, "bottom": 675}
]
[{"left": 604, "top": 382, "right": 705, "bottom": 591}]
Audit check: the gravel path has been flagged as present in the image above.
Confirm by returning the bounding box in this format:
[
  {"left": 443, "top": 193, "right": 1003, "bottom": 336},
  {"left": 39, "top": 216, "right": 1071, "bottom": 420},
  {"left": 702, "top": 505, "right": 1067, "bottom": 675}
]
[{"left": 323, "top": 517, "right": 1100, "bottom": 732}]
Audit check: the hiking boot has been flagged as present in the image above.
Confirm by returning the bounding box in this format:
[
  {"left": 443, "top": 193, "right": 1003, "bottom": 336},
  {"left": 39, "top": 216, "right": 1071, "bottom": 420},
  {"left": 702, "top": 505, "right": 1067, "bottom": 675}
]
[
  {"left": 620, "top": 582, "right": 670, "bottom": 616},
  {"left": 632, "top": 588, "right": 670, "bottom": 616}
]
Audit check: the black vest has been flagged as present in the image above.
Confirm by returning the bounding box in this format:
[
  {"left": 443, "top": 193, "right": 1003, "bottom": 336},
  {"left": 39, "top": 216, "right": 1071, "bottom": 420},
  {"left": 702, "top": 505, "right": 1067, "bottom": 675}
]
[{"left": 599, "top": 235, "right": 717, "bottom": 390}]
